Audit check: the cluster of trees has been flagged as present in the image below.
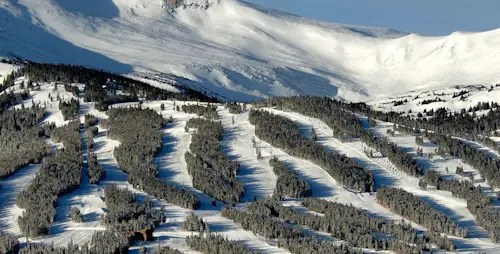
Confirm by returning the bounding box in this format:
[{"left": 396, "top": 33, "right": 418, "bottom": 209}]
[
  {"left": 426, "top": 133, "right": 500, "bottom": 188},
  {"left": 0, "top": 231, "right": 19, "bottom": 254},
  {"left": 84, "top": 115, "right": 104, "bottom": 184},
  {"left": 420, "top": 97, "right": 445, "bottom": 105},
  {"left": 376, "top": 186, "right": 467, "bottom": 238},
  {"left": 59, "top": 98, "right": 80, "bottom": 121},
  {"left": 16, "top": 121, "right": 82, "bottom": 238},
  {"left": 84, "top": 114, "right": 98, "bottom": 128},
  {"left": 86, "top": 125, "right": 98, "bottom": 150},
  {"left": 101, "top": 185, "right": 165, "bottom": 232},
  {"left": 140, "top": 245, "right": 183, "bottom": 254},
  {"left": 0, "top": 91, "right": 29, "bottom": 114},
  {"left": 183, "top": 213, "right": 208, "bottom": 232},
  {"left": 106, "top": 108, "right": 163, "bottom": 175},
  {"left": 0, "top": 69, "right": 19, "bottom": 91},
  {"left": 71, "top": 207, "right": 84, "bottom": 223},
  {"left": 87, "top": 153, "right": 105, "bottom": 184},
  {"left": 51, "top": 121, "right": 82, "bottom": 151},
  {"left": 269, "top": 157, "right": 312, "bottom": 198},
  {"left": 222, "top": 205, "right": 304, "bottom": 240},
  {"left": 0, "top": 106, "right": 50, "bottom": 180},
  {"left": 86, "top": 231, "right": 130, "bottom": 254},
  {"left": 105, "top": 108, "right": 200, "bottom": 209},
  {"left": 249, "top": 109, "right": 373, "bottom": 192},
  {"left": 129, "top": 174, "right": 201, "bottom": 210},
  {"left": 185, "top": 117, "right": 244, "bottom": 203},
  {"left": 185, "top": 234, "right": 255, "bottom": 254},
  {"left": 181, "top": 104, "right": 218, "bottom": 119},
  {"left": 226, "top": 102, "right": 245, "bottom": 114},
  {"left": 64, "top": 84, "right": 80, "bottom": 97}
]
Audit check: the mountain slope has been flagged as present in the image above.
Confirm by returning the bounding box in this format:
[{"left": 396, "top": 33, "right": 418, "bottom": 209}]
[{"left": 1, "top": 0, "right": 500, "bottom": 101}]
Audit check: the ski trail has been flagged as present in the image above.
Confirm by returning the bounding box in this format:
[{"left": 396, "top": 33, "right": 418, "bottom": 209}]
[{"left": 219, "top": 107, "right": 277, "bottom": 201}]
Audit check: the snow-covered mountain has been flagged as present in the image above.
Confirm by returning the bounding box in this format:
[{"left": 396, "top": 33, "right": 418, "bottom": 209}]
[{"left": 1, "top": 0, "right": 500, "bottom": 101}]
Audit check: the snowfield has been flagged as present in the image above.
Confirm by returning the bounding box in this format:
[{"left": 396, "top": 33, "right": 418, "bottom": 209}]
[
  {"left": 1, "top": 0, "right": 500, "bottom": 102},
  {"left": 369, "top": 84, "right": 500, "bottom": 114}
]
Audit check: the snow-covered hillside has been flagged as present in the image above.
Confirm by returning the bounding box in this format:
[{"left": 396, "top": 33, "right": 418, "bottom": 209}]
[
  {"left": 1, "top": 0, "right": 500, "bottom": 101},
  {"left": 369, "top": 84, "right": 500, "bottom": 113}
]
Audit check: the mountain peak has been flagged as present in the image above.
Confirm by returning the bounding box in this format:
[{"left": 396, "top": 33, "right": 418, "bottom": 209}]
[{"left": 166, "top": 0, "right": 221, "bottom": 9}]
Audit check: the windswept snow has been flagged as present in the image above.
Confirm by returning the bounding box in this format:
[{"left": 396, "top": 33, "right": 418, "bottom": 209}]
[{"left": 1, "top": 0, "right": 500, "bottom": 101}]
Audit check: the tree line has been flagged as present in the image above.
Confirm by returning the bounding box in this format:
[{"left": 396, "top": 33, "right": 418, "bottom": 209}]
[
  {"left": 249, "top": 109, "right": 374, "bottom": 192},
  {"left": 59, "top": 98, "right": 80, "bottom": 121},
  {"left": 16, "top": 121, "right": 82, "bottom": 238},
  {"left": 101, "top": 185, "right": 165, "bottom": 232},
  {"left": 0, "top": 231, "right": 19, "bottom": 254},
  {"left": 7, "top": 62, "right": 217, "bottom": 106},
  {"left": 376, "top": 186, "right": 467, "bottom": 238},
  {"left": 185, "top": 117, "right": 245, "bottom": 203},
  {"left": 269, "top": 157, "right": 312, "bottom": 198},
  {"left": 104, "top": 107, "right": 201, "bottom": 209}
]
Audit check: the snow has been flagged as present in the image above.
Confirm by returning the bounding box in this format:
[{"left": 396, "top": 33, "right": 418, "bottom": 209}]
[
  {"left": 0, "top": 164, "right": 42, "bottom": 236},
  {"left": 1, "top": 0, "right": 500, "bottom": 101},
  {"left": 369, "top": 85, "right": 500, "bottom": 113},
  {"left": 218, "top": 108, "right": 277, "bottom": 201}
]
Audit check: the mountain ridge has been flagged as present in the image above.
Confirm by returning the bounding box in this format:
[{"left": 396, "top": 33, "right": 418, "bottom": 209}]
[{"left": 1, "top": 0, "right": 499, "bottom": 101}]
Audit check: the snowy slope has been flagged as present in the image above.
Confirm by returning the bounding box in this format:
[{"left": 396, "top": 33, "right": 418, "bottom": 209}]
[
  {"left": 369, "top": 84, "right": 500, "bottom": 113},
  {"left": 1, "top": 0, "right": 500, "bottom": 101}
]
